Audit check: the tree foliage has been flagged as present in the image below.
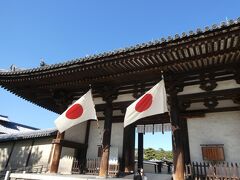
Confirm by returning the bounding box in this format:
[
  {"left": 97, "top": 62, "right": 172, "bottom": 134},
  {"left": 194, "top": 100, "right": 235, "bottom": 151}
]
[{"left": 144, "top": 148, "right": 173, "bottom": 160}]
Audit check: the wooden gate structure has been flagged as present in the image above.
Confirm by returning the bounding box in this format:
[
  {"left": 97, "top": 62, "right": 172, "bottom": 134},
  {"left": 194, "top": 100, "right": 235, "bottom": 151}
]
[{"left": 0, "top": 18, "right": 240, "bottom": 179}]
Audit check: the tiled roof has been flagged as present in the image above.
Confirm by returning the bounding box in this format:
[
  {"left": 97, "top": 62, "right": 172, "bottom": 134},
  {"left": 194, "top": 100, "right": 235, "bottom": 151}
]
[
  {"left": 0, "top": 17, "right": 239, "bottom": 76},
  {"left": 0, "top": 128, "right": 57, "bottom": 142}
]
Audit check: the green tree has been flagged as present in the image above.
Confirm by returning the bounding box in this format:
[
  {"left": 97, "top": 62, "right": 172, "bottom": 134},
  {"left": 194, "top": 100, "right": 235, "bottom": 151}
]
[
  {"left": 143, "top": 148, "right": 173, "bottom": 161},
  {"left": 144, "top": 148, "right": 156, "bottom": 160}
]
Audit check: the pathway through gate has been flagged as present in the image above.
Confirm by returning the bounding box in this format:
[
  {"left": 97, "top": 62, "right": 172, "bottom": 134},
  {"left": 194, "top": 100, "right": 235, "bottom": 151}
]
[{"left": 135, "top": 123, "right": 173, "bottom": 177}]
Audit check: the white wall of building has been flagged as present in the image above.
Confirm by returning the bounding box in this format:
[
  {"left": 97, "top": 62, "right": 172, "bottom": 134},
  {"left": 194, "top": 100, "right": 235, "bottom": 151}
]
[
  {"left": 58, "top": 147, "right": 75, "bottom": 174},
  {"left": 87, "top": 120, "right": 103, "bottom": 158},
  {"left": 7, "top": 140, "right": 32, "bottom": 169},
  {"left": 0, "top": 142, "right": 13, "bottom": 171},
  {"left": 64, "top": 121, "right": 87, "bottom": 143},
  {"left": 111, "top": 122, "right": 124, "bottom": 158},
  {"left": 187, "top": 111, "right": 240, "bottom": 162},
  {"left": 86, "top": 121, "right": 124, "bottom": 160},
  {"left": 28, "top": 137, "right": 53, "bottom": 167},
  {"left": 59, "top": 121, "right": 88, "bottom": 174},
  {"left": 0, "top": 137, "right": 53, "bottom": 171}
]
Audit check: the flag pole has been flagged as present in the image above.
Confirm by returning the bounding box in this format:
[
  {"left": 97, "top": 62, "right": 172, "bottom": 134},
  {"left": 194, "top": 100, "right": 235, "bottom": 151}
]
[{"left": 161, "top": 70, "right": 164, "bottom": 80}]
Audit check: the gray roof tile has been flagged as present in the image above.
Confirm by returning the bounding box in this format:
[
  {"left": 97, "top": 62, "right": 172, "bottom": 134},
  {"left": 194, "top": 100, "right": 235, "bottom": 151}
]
[{"left": 0, "top": 128, "right": 57, "bottom": 142}]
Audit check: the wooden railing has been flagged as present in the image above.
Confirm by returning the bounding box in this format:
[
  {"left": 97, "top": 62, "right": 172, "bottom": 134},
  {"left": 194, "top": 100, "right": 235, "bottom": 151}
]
[
  {"left": 72, "top": 158, "right": 119, "bottom": 176},
  {"left": 185, "top": 162, "right": 240, "bottom": 179},
  {"left": 86, "top": 158, "right": 101, "bottom": 175}
]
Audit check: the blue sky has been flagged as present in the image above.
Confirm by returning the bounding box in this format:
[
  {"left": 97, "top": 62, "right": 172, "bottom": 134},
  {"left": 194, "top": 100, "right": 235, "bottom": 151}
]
[{"left": 0, "top": 0, "right": 239, "bottom": 150}]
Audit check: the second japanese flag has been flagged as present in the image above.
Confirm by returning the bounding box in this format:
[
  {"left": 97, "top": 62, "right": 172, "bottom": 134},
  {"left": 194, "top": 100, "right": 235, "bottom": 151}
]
[{"left": 124, "top": 80, "right": 168, "bottom": 127}]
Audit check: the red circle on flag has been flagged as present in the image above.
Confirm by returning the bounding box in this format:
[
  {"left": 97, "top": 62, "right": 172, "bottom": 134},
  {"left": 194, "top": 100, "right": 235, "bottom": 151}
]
[
  {"left": 66, "top": 104, "right": 83, "bottom": 120},
  {"left": 135, "top": 94, "right": 153, "bottom": 112}
]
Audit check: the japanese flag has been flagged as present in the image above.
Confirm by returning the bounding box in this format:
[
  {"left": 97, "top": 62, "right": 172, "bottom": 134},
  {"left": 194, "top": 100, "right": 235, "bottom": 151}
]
[
  {"left": 55, "top": 89, "right": 97, "bottom": 133},
  {"left": 124, "top": 80, "right": 168, "bottom": 127}
]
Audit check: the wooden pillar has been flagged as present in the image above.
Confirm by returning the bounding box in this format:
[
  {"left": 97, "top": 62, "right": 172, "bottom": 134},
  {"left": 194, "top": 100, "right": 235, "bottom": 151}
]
[
  {"left": 82, "top": 121, "right": 91, "bottom": 173},
  {"left": 49, "top": 132, "right": 64, "bottom": 173},
  {"left": 123, "top": 124, "right": 135, "bottom": 173},
  {"left": 182, "top": 118, "right": 191, "bottom": 164},
  {"left": 50, "top": 91, "right": 68, "bottom": 173},
  {"left": 137, "top": 133, "right": 144, "bottom": 170},
  {"left": 84, "top": 121, "right": 91, "bottom": 145},
  {"left": 170, "top": 93, "right": 185, "bottom": 180},
  {"left": 99, "top": 88, "right": 117, "bottom": 177}
]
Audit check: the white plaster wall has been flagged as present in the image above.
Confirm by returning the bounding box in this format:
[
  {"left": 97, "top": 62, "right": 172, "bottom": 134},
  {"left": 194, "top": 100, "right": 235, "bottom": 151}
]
[
  {"left": 86, "top": 121, "right": 124, "bottom": 160},
  {"left": 58, "top": 147, "right": 75, "bottom": 174},
  {"left": 111, "top": 123, "right": 124, "bottom": 158},
  {"left": 187, "top": 111, "right": 240, "bottom": 162},
  {"left": 7, "top": 140, "right": 32, "bottom": 169},
  {"left": 64, "top": 121, "right": 87, "bottom": 143},
  {"left": 28, "top": 138, "right": 53, "bottom": 167},
  {"left": 94, "top": 97, "right": 104, "bottom": 105},
  {"left": 113, "top": 110, "right": 124, "bottom": 116},
  {"left": 86, "top": 120, "right": 104, "bottom": 158},
  {"left": 113, "top": 94, "right": 135, "bottom": 102},
  {"left": 0, "top": 142, "right": 13, "bottom": 171}
]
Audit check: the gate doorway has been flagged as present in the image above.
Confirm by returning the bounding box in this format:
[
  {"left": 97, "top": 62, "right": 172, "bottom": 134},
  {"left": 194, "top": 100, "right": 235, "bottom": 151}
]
[{"left": 135, "top": 123, "right": 173, "bottom": 175}]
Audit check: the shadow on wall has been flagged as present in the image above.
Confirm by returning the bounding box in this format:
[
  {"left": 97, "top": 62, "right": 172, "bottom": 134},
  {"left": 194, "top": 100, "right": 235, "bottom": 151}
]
[{"left": 6, "top": 143, "right": 43, "bottom": 170}]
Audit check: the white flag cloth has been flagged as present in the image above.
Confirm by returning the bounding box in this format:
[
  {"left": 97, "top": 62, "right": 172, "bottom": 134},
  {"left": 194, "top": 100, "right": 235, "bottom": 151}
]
[
  {"left": 55, "top": 89, "right": 97, "bottom": 133},
  {"left": 124, "top": 80, "right": 168, "bottom": 127}
]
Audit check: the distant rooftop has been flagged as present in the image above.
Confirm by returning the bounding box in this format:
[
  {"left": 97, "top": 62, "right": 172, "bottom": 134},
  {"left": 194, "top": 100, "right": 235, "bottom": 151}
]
[
  {"left": 0, "top": 115, "right": 56, "bottom": 142},
  {"left": 0, "top": 115, "right": 38, "bottom": 134},
  {"left": 0, "top": 115, "right": 10, "bottom": 122}
]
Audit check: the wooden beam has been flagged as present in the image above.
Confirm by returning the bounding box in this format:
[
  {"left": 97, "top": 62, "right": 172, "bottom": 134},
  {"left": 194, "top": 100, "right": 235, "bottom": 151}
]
[
  {"left": 97, "top": 113, "right": 170, "bottom": 124},
  {"left": 180, "top": 111, "right": 205, "bottom": 118},
  {"left": 85, "top": 121, "right": 91, "bottom": 145},
  {"left": 169, "top": 91, "right": 185, "bottom": 180},
  {"left": 99, "top": 89, "right": 116, "bottom": 177},
  {"left": 52, "top": 139, "right": 86, "bottom": 149},
  {"left": 123, "top": 124, "right": 135, "bottom": 173},
  {"left": 182, "top": 118, "right": 191, "bottom": 164},
  {"left": 178, "top": 88, "right": 240, "bottom": 101},
  {"left": 137, "top": 133, "right": 144, "bottom": 170},
  {"left": 49, "top": 132, "right": 64, "bottom": 173},
  {"left": 183, "top": 106, "right": 240, "bottom": 115},
  {"left": 81, "top": 121, "right": 91, "bottom": 173}
]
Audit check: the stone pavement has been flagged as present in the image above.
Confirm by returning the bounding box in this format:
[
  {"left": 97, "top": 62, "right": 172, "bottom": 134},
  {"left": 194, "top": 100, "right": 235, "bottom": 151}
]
[
  {"left": 123, "top": 173, "right": 172, "bottom": 180},
  {"left": 9, "top": 172, "right": 172, "bottom": 180}
]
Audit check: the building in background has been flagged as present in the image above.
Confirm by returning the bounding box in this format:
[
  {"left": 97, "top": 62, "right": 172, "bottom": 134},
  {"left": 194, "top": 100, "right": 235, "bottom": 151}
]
[
  {"left": 0, "top": 115, "right": 38, "bottom": 134},
  {"left": 0, "top": 128, "right": 57, "bottom": 172}
]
